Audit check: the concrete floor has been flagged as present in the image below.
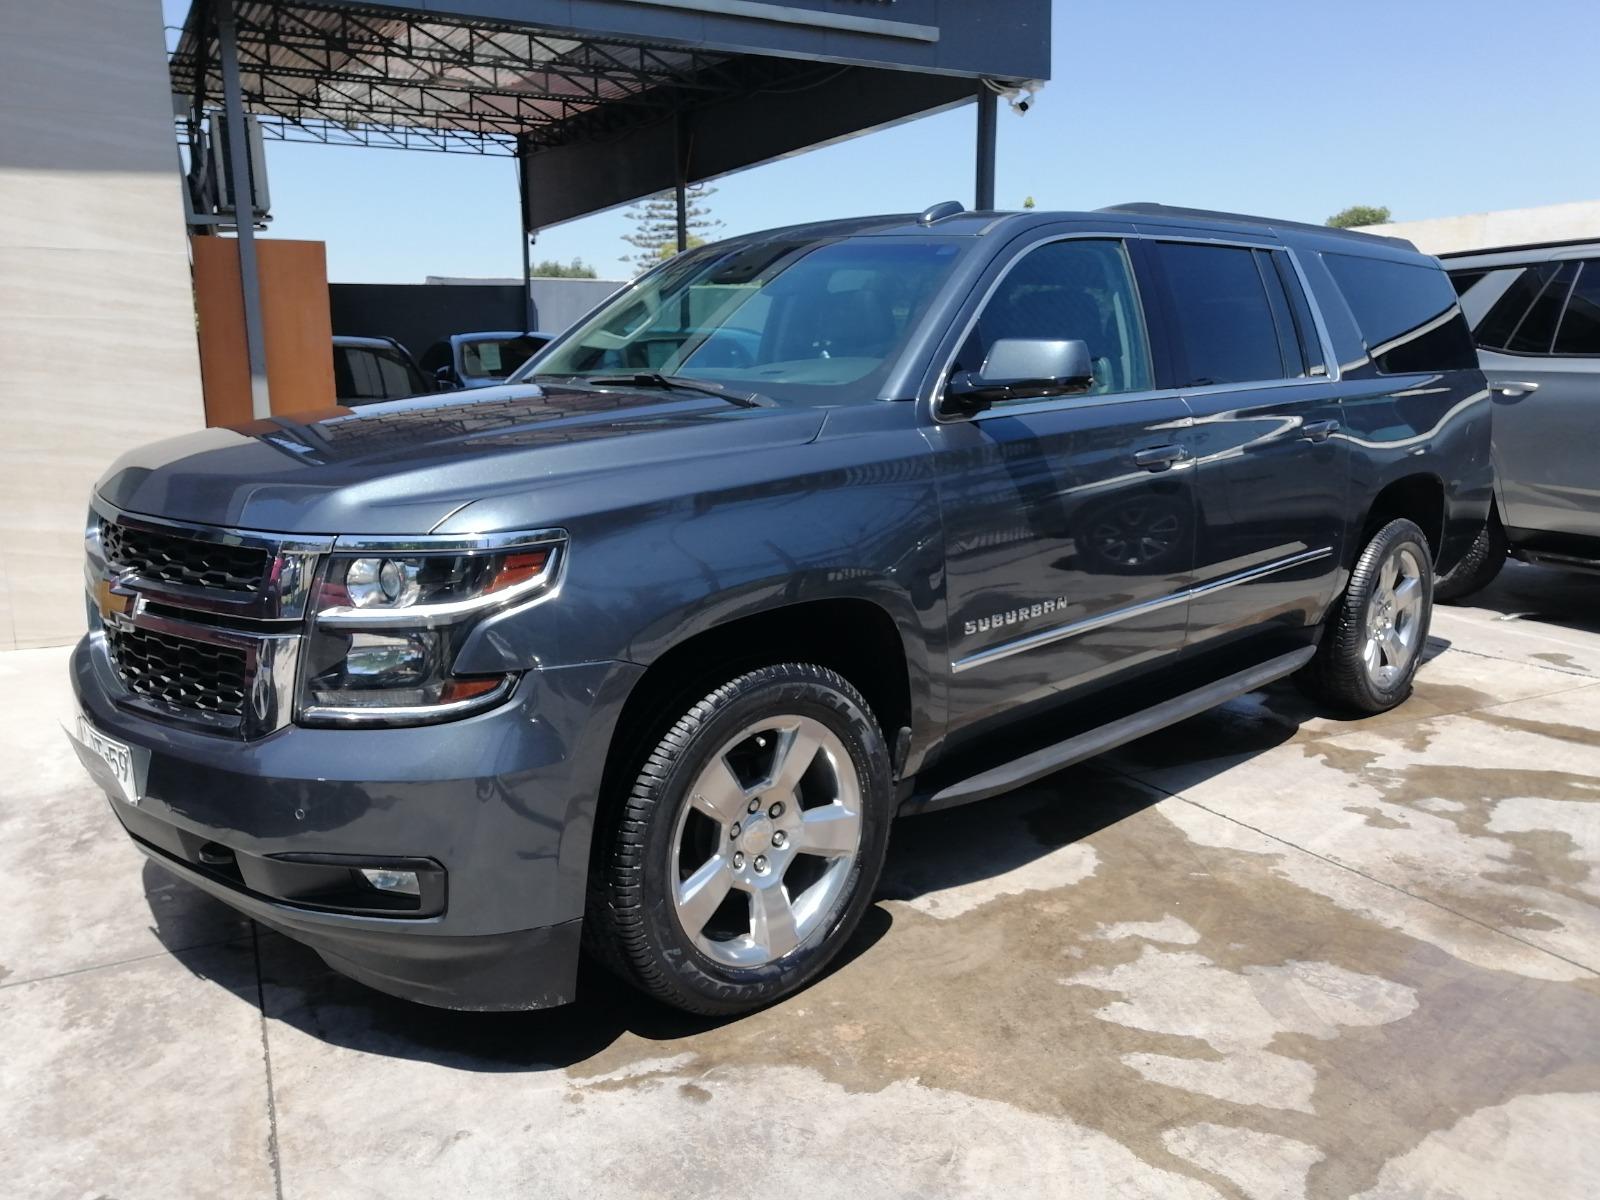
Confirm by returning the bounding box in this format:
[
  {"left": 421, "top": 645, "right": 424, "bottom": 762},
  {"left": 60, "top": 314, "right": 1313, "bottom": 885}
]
[{"left": 3, "top": 560, "right": 1598, "bottom": 1199}]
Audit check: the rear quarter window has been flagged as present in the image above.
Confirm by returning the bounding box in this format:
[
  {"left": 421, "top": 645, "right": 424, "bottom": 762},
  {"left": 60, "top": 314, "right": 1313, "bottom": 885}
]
[{"left": 1323, "top": 252, "right": 1478, "bottom": 374}]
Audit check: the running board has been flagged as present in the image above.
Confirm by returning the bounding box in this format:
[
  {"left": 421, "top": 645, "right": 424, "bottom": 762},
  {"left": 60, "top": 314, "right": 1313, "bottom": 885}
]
[{"left": 903, "top": 646, "right": 1316, "bottom": 816}]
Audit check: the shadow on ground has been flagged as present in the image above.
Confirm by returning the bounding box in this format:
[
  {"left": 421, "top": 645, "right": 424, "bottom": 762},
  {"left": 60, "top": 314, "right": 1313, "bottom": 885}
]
[
  {"left": 1456, "top": 560, "right": 1600, "bottom": 636},
  {"left": 145, "top": 647, "right": 1448, "bottom": 1073}
]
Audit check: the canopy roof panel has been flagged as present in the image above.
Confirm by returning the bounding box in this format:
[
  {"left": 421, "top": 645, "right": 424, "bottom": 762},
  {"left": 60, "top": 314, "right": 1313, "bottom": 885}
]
[{"left": 170, "top": 1, "right": 1049, "bottom": 221}]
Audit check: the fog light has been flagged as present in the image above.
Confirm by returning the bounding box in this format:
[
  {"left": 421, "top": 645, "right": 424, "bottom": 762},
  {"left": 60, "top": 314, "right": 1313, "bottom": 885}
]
[{"left": 359, "top": 868, "right": 421, "bottom": 896}]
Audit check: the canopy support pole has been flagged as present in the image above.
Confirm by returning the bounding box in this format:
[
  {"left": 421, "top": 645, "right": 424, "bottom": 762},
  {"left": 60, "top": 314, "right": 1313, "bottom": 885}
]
[
  {"left": 975, "top": 86, "right": 997, "bottom": 211},
  {"left": 216, "top": 0, "right": 270, "bottom": 419}
]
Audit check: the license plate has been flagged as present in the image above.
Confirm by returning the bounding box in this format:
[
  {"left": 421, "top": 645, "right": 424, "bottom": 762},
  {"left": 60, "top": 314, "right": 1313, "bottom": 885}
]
[{"left": 70, "top": 713, "right": 144, "bottom": 806}]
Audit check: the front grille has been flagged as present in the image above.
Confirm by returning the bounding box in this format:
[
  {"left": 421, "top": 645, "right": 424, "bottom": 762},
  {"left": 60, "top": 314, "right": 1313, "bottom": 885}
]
[
  {"left": 101, "top": 519, "right": 270, "bottom": 594},
  {"left": 105, "top": 626, "right": 248, "bottom": 719}
]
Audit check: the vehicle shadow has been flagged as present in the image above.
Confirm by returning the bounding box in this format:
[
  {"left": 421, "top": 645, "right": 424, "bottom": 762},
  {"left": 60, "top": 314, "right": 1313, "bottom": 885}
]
[
  {"left": 1452, "top": 559, "right": 1600, "bottom": 636},
  {"left": 145, "top": 641, "right": 1453, "bottom": 1073}
]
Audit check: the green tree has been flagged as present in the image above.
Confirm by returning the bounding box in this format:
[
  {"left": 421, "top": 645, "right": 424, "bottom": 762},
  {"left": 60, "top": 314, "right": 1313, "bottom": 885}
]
[
  {"left": 1023, "top": 195, "right": 1036, "bottom": 209},
  {"left": 1326, "top": 204, "right": 1392, "bottom": 229},
  {"left": 530, "top": 257, "right": 597, "bottom": 279},
  {"left": 621, "top": 185, "right": 721, "bottom": 273}
]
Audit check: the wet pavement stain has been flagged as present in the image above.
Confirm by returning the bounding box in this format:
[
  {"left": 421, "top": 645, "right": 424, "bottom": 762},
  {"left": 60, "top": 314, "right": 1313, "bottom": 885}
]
[{"left": 543, "top": 769, "right": 1600, "bottom": 1198}]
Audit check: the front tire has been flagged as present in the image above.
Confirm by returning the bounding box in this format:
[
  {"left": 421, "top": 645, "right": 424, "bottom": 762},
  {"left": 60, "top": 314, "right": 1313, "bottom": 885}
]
[
  {"left": 1298, "top": 518, "right": 1433, "bottom": 714},
  {"left": 590, "top": 663, "right": 892, "bottom": 1016}
]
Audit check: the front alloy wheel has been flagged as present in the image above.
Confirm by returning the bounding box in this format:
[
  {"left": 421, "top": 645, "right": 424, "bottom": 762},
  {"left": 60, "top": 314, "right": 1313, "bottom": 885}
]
[
  {"left": 671, "top": 716, "right": 863, "bottom": 968},
  {"left": 591, "top": 663, "right": 892, "bottom": 1015}
]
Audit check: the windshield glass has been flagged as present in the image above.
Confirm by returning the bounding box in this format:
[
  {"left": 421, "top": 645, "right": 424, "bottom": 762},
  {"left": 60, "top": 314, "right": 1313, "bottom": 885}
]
[
  {"left": 523, "top": 236, "right": 967, "bottom": 403},
  {"left": 463, "top": 335, "right": 547, "bottom": 380}
]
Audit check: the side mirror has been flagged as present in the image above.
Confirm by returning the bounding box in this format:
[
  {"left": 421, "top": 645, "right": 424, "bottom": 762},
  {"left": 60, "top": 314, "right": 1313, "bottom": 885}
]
[
  {"left": 943, "top": 338, "right": 1095, "bottom": 416},
  {"left": 433, "top": 365, "right": 460, "bottom": 390}
]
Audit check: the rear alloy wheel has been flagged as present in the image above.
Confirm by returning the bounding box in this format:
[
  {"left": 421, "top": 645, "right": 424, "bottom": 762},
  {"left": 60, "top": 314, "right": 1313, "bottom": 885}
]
[
  {"left": 1298, "top": 518, "right": 1434, "bottom": 714},
  {"left": 1360, "top": 543, "right": 1428, "bottom": 691},
  {"left": 592, "top": 663, "right": 891, "bottom": 1015}
]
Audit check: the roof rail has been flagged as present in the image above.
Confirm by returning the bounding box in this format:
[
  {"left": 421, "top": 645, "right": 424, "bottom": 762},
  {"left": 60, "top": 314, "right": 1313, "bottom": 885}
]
[
  {"left": 918, "top": 200, "right": 966, "bottom": 225},
  {"left": 1097, "top": 202, "right": 1416, "bottom": 250}
]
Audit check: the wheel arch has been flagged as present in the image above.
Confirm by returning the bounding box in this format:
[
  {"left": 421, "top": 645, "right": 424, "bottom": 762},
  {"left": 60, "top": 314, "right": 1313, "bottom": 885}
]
[{"left": 1359, "top": 472, "right": 1446, "bottom": 564}]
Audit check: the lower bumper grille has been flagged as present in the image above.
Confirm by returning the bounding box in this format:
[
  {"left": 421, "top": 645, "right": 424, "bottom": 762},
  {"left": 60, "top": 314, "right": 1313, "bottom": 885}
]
[{"left": 105, "top": 626, "right": 249, "bottom": 719}]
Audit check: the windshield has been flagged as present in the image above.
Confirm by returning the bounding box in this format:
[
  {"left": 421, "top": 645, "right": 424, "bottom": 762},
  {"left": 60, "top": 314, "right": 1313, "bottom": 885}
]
[
  {"left": 523, "top": 236, "right": 966, "bottom": 403},
  {"left": 463, "top": 335, "right": 548, "bottom": 380}
]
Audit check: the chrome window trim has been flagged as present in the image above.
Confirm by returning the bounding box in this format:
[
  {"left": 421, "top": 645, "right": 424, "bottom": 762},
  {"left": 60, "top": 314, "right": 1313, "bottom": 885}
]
[
  {"left": 951, "top": 547, "right": 1333, "bottom": 673},
  {"left": 926, "top": 230, "right": 1342, "bottom": 426}
]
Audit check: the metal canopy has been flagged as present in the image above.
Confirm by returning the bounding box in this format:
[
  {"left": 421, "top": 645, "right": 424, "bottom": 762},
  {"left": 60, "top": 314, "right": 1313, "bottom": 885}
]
[
  {"left": 169, "top": 2, "right": 1047, "bottom": 162},
  {"left": 170, "top": 4, "right": 784, "bottom": 155}
]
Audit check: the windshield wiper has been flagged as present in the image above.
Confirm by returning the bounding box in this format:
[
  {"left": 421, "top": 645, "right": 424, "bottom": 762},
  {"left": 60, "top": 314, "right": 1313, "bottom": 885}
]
[{"left": 584, "top": 372, "right": 769, "bottom": 409}]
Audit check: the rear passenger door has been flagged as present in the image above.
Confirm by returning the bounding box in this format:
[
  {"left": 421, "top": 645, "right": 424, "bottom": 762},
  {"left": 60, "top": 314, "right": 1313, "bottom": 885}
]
[
  {"left": 1471, "top": 257, "right": 1600, "bottom": 539},
  {"left": 1144, "top": 238, "right": 1349, "bottom": 652}
]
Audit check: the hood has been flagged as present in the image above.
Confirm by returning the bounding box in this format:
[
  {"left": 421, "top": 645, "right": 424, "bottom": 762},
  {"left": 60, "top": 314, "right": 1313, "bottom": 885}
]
[{"left": 98, "top": 382, "right": 826, "bottom": 534}]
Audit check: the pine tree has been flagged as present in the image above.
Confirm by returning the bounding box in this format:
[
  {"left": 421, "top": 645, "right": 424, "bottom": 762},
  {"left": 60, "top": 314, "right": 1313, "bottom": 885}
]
[{"left": 621, "top": 185, "right": 721, "bottom": 273}]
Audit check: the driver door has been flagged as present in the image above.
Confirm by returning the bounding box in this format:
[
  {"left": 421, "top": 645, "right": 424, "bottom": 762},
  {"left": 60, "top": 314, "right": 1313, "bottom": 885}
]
[{"left": 927, "top": 236, "right": 1197, "bottom": 741}]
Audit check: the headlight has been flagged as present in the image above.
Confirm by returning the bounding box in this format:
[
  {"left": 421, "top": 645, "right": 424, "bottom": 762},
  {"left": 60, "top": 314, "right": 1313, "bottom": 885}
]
[{"left": 298, "top": 530, "right": 565, "bottom": 726}]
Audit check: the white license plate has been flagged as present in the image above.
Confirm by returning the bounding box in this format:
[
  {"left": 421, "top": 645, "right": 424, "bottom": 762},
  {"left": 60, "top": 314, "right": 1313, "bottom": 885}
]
[{"left": 72, "top": 713, "right": 143, "bottom": 806}]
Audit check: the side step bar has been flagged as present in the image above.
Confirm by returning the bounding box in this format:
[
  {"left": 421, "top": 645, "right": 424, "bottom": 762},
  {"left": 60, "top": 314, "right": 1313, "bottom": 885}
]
[{"left": 902, "top": 646, "right": 1316, "bottom": 816}]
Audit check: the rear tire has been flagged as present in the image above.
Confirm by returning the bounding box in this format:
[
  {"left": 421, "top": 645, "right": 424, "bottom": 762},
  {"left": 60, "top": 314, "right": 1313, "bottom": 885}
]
[
  {"left": 1298, "top": 518, "right": 1433, "bottom": 715},
  {"left": 1434, "top": 511, "right": 1507, "bottom": 602},
  {"left": 589, "top": 662, "right": 892, "bottom": 1016}
]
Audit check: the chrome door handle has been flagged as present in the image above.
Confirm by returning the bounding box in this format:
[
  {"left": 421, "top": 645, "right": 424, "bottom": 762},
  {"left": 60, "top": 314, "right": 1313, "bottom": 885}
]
[
  {"left": 1133, "top": 444, "right": 1187, "bottom": 471},
  {"left": 1494, "top": 381, "right": 1540, "bottom": 398},
  {"left": 1302, "top": 418, "right": 1340, "bottom": 443}
]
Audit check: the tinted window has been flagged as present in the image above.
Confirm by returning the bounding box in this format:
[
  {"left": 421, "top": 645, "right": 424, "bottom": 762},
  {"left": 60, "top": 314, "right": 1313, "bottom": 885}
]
[
  {"left": 953, "top": 238, "right": 1152, "bottom": 396},
  {"left": 1555, "top": 260, "right": 1600, "bottom": 355},
  {"left": 1448, "top": 269, "right": 1488, "bottom": 296},
  {"left": 1504, "top": 261, "right": 1578, "bottom": 354},
  {"left": 1257, "top": 250, "right": 1308, "bottom": 377},
  {"left": 334, "top": 348, "right": 388, "bottom": 402},
  {"left": 1271, "top": 251, "right": 1329, "bottom": 376},
  {"left": 1476, "top": 264, "right": 1551, "bottom": 351},
  {"left": 463, "top": 337, "right": 543, "bottom": 380},
  {"left": 372, "top": 347, "right": 422, "bottom": 396},
  {"left": 1156, "top": 242, "right": 1286, "bottom": 386},
  {"left": 1322, "top": 252, "right": 1478, "bottom": 373}
]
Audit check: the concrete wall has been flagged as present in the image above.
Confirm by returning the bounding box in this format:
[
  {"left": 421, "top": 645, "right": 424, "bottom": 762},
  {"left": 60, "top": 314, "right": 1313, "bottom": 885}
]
[
  {"left": 1359, "top": 200, "right": 1600, "bottom": 256},
  {"left": 0, "top": 0, "right": 206, "bottom": 650}
]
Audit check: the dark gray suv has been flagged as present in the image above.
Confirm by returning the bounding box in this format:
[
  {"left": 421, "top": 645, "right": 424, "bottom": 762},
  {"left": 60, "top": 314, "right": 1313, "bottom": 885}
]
[
  {"left": 1437, "top": 241, "right": 1600, "bottom": 597},
  {"left": 69, "top": 204, "right": 1491, "bottom": 1016}
]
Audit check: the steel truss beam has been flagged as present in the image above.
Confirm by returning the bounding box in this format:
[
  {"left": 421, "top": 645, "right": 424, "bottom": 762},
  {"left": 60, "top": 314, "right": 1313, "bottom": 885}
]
[{"left": 170, "top": 2, "right": 842, "bottom": 157}]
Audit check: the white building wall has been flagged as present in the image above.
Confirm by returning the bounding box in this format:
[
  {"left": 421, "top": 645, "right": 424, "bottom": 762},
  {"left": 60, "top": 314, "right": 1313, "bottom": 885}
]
[
  {"left": 0, "top": 0, "right": 206, "bottom": 649},
  {"left": 1359, "top": 200, "right": 1600, "bottom": 256}
]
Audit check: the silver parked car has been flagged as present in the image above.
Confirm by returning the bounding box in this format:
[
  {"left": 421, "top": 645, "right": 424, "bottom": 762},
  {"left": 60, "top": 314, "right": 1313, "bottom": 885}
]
[{"left": 1437, "top": 240, "right": 1600, "bottom": 597}]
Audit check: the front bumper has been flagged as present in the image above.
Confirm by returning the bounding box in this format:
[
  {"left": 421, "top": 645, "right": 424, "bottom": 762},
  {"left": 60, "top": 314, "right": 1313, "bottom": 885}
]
[{"left": 71, "top": 638, "right": 642, "bottom": 1010}]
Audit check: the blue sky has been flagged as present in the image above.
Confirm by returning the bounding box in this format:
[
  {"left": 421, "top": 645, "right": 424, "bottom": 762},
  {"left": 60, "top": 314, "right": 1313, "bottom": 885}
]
[{"left": 164, "top": 0, "right": 1600, "bottom": 283}]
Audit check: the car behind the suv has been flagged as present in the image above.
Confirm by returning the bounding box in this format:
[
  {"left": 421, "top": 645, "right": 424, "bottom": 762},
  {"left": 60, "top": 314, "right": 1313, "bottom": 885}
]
[
  {"left": 1436, "top": 241, "right": 1600, "bottom": 597},
  {"left": 332, "top": 335, "right": 432, "bottom": 405},
  {"left": 69, "top": 204, "right": 1490, "bottom": 1016}
]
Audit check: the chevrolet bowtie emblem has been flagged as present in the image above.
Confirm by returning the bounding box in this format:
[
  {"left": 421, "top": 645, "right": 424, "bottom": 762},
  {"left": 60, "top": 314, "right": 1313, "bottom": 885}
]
[{"left": 94, "top": 577, "right": 135, "bottom": 623}]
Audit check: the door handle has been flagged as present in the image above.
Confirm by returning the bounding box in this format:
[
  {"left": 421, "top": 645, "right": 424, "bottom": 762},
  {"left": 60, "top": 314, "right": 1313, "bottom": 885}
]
[
  {"left": 1494, "top": 381, "right": 1540, "bottom": 398},
  {"left": 1302, "top": 418, "right": 1340, "bottom": 443},
  {"left": 1133, "top": 444, "right": 1187, "bottom": 471}
]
